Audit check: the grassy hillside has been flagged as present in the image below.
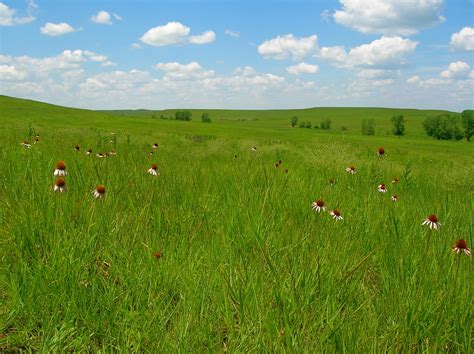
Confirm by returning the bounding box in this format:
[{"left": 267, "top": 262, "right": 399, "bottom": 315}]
[{"left": 1, "top": 95, "right": 473, "bottom": 352}]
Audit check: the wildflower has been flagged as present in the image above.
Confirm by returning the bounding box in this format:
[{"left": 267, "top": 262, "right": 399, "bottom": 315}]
[
  {"left": 150, "top": 151, "right": 154, "bottom": 156},
  {"left": 109, "top": 140, "right": 114, "bottom": 143},
  {"left": 330, "top": 209, "right": 343, "bottom": 221},
  {"left": 93, "top": 185, "right": 106, "bottom": 199},
  {"left": 377, "top": 147, "right": 385, "bottom": 157},
  {"left": 275, "top": 162, "right": 279, "bottom": 168},
  {"left": 75, "top": 145, "right": 80, "bottom": 152},
  {"left": 153, "top": 252, "right": 162, "bottom": 259},
  {"left": 378, "top": 183, "right": 387, "bottom": 193},
  {"left": 422, "top": 214, "right": 441, "bottom": 230},
  {"left": 345, "top": 166, "right": 356, "bottom": 174},
  {"left": 96, "top": 152, "right": 105, "bottom": 158},
  {"left": 391, "top": 195, "right": 399, "bottom": 202},
  {"left": 251, "top": 146, "right": 257, "bottom": 152},
  {"left": 329, "top": 179, "right": 335, "bottom": 186},
  {"left": 34, "top": 137, "right": 40, "bottom": 144},
  {"left": 311, "top": 199, "right": 326, "bottom": 213},
  {"left": 54, "top": 160, "right": 67, "bottom": 176},
  {"left": 453, "top": 239, "right": 471, "bottom": 256},
  {"left": 22, "top": 140, "right": 31, "bottom": 148},
  {"left": 284, "top": 169, "right": 288, "bottom": 174},
  {"left": 152, "top": 143, "right": 159, "bottom": 149},
  {"left": 86, "top": 148, "right": 92, "bottom": 155},
  {"left": 392, "top": 177, "right": 400, "bottom": 184},
  {"left": 233, "top": 155, "right": 237, "bottom": 159},
  {"left": 109, "top": 150, "right": 117, "bottom": 156},
  {"left": 53, "top": 177, "right": 66, "bottom": 193},
  {"left": 148, "top": 163, "right": 159, "bottom": 176}
]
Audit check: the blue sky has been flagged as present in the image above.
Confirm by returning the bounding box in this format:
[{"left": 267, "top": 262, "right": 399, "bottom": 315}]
[{"left": 1, "top": 0, "right": 473, "bottom": 110}]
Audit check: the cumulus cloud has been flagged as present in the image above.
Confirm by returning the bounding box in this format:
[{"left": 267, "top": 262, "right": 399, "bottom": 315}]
[
  {"left": 357, "top": 69, "right": 395, "bottom": 79},
  {"left": 140, "top": 21, "right": 215, "bottom": 47},
  {"left": 225, "top": 29, "right": 240, "bottom": 38},
  {"left": 439, "top": 61, "right": 471, "bottom": 79},
  {"left": 155, "top": 61, "right": 215, "bottom": 79},
  {"left": 286, "top": 62, "right": 319, "bottom": 75},
  {"left": 188, "top": 30, "right": 216, "bottom": 44},
  {"left": 40, "top": 22, "right": 78, "bottom": 36},
  {"left": 316, "top": 36, "right": 417, "bottom": 69},
  {"left": 234, "top": 66, "right": 257, "bottom": 76},
  {"left": 0, "top": 64, "right": 26, "bottom": 80},
  {"left": 450, "top": 27, "right": 474, "bottom": 51},
  {"left": 91, "top": 10, "right": 112, "bottom": 24},
  {"left": 406, "top": 75, "right": 423, "bottom": 87},
  {"left": 333, "top": 0, "right": 445, "bottom": 35},
  {"left": 258, "top": 34, "right": 318, "bottom": 60},
  {"left": 0, "top": 1, "right": 36, "bottom": 26}
]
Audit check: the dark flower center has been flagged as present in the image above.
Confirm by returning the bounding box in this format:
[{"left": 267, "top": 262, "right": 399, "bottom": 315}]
[
  {"left": 316, "top": 200, "right": 325, "bottom": 207},
  {"left": 428, "top": 214, "right": 438, "bottom": 223},
  {"left": 455, "top": 239, "right": 468, "bottom": 249}
]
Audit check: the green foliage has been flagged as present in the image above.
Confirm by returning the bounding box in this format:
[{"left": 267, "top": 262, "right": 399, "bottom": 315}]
[
  {"left": 175, "top": 110, "right": 192, "bottom": 121},
  {"left": 461, "top": 110, "right": 473, "bottom": 141},
  {"left": 361, "top": 119, "right": 375, "bottom": 135},
  {"left": 423, "top": 113, "right": 464, "bottom": 140},
  {"left": 391, "top": 114, "right": 406, "bottom": 136},
  {"left": 201, "top": 112, "right": 211, "bottom": 123},
  {"left": 320, "top": 118, "right": 332, "bottom": 130},
  {"left": 290, "top": 116, "right": 298, "bottom": 127},
  {"left": 305, "top": 121, "right": 312, "bottom": 128}
]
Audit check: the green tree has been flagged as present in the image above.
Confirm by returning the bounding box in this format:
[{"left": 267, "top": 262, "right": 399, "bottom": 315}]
[
  {"left": 461, "top": 110, "right": 474, "bottom": 141},
  {"left": 361, "top": 119, "right": 375, "bottom": 135},
  {"left": 423, "top": 113, "right": 463, "bottom": 140},
  {"left": 291, "top": 116, "right": 298, "bottom": 127},
  {"left": 320, "top": 118, "right": 332, "bottom": 130},
  {"left": 201, "top": 113, "right": 211, "bottom": 123},
  {"left": 391, "top": 114, "right": 406, "bottom": 136},
  {"left": 175, "top": 111, "right": 192, "bottom": 121}
]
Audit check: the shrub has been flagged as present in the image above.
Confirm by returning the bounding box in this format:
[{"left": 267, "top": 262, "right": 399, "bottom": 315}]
[
  {"left": 391, "top": 115, "right": 406, "bottom": 136},
  {"left": 305, "top": 121, "right": 312, "bottom": 129},
  {"left": 299, "top": 121, "right": 306, "bottom": 128},
  {"left": 290, "top": 116, "right": 298, "bottom": 127},
  {"left": 201, "top": 113, "right": 211, "bottom": 123},
  {"left": 175, "top": 111, "right": 192, "bottom": 121},
  {"left": 361, "top": 119, "right": 375, "bottom": 135},
  {"left": 320, "top": 119, "right": 332, "bottom": 130}
]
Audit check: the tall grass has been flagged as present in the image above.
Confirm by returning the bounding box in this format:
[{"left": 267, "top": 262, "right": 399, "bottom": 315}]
[{"left": 0, "top": 99, "right": 473, "bottom": 351}]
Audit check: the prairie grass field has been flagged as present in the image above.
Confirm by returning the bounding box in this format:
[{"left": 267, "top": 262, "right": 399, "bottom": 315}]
[{"left": 0, "top": 96, "right": 473, "bottom": 351}]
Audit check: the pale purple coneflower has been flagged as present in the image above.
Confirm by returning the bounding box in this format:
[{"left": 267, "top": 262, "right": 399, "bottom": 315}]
[
  {"left": 422, "top": 214, "right": 441, "bottom": 230},
  {"left": 34, "top": 137, "right": 40, "bottom": 144},
  {"left": 330, "top": 209, "right": 343, "bottom": 221},
  {"left": 75, "top": 145, "right": 80, "bottom": 152},
  {"left": 378, "top": 183, "right": 387, "bottom": 193},
  {"left": 54, "top": 160, "right": 67, "bottom": 176},
  {"left": 96, "top": 152, "right": 105, "bottom": 158},
  {"left": 109, "top": 149, "right": 116, "bottom": 156},
  {"left": 22, "top": 140, "right": 31, "bottom": 148},
  {"left": 329, "top": 179, "right": 335, "bottom": 186},
  {"left": 453, "top": 239, "right": 471, "bottom": 256},
  {"left": 152, "top": 143, "right": 159, "bottom": 149},
  {"left": 392, "top": 177, "right": 400, "bottom": 184},
  {"left": 93, "top": 185, "right": 106, "bottom": 199},
  {"left": 148, "top": 163, "right": 159, "bottom": 176},
  {"left": 345, "top": 166, "right": 356, "bottom": 174},
  {"left": 251, "top": 146, "right": 257, "bottom": 152},
  {"left": 391, "top": 195, "right": 398, "bottom": 202},
  {"left": 311, "top": 199, "right": 326, "bottom": 213},
  {"left": 53, "top": 177, "right": 66, "bottom": 193},
  {"left": 377, "top": 147, "right": 385, "bottom": 158},
  {"left": 86, "top": 149, "right": 92, "bottom": 155}
]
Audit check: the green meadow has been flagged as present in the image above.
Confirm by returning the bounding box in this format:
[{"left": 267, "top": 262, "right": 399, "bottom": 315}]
[{"left": 1, "top": 95, "right": 473, "bottom": 351}]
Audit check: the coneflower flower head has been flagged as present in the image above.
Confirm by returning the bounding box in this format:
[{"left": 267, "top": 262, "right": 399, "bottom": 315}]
[
  {"left": 392, "top": 177, "right": 400, "bottom": 184},
  {"left": 152, "top": 143, "right": 158, "bottom": 149},
  {"left": 391, "top": 195, "right": 398, "bottom": 202},
  {"left": 329, "top": 179, "right": 335, "bottom": 186},
  {"left": 148, "top": 163, "right": 159, "bottom": 176},
  {"left": 34, "top": 137, "right": 40, "bottom": 144},
  {"left": 96, "top": 153, "right": 104, "bottom": 158},
  {"left": 453, "top": 239, "right": 471, "bottom": 256},
  {"left": 93, "top": 185, "right": 106, "bottom": 199},
  {"left": 330, "top": 209, "right": 343, "bottom": 221},
  {"left": 422, "top": 214, "right": 441, "bottom": 230},
  {"left": 345, "top": 166, "right": 356, "bottom": 174},
  {"left": 53, "top": 177, "right": 66, "bottom": 193},
  {"left": 54, "top": 160, "right": 67, "bottom": 176},
  {"left": 75, "top": 145, "right": 80, "bottom": 152},
  {"left": 109, "top": 150, "right": 116, "bottom": 156},
  {"left": 377, "top": 147, "right": 385, "bottom": 157},
  {"left": 311, "top": 199, "right": 326, "bottom": 213},
  {"left": 378, "top": 183, "right": 387, "bottom": 193},
  {"left": 251, "top": 146, "right": 257, "bottom": 152},
  {"left": 22, "top": 140, "right": 31, "bottom": 148},
  {"left": 86, "top": 149, "right": 92, "bottom": 155}
]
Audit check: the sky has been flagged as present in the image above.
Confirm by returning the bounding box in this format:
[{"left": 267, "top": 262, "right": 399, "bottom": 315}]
[{"left": 0, "top": 0, "right": 473, "bottom": 111}]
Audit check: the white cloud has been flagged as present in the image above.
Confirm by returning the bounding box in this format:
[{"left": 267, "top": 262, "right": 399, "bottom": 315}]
[
  {"left": 357, "top": 69, "right": 395, "bottom": 79},
  {"left": 406, "top": 75, "right": 423, "bottom": 87},
  {"left": 112, "top": 13, "right": 122, "bottom": 21},
  {"left": 40, "top": 22, "right": 78, "bottom": 36},
  {"left": 234, "top": 66, "right": 257, "bottom": 76},
  {"left": 258, "top": 34, "right": 318, "bottom": 60},
  {"left": 286, "top": 62, "right": 319, "bottom": 75},
  {"left": 333, "top": 0, "right": 445, "bottom": 35},
  {"left": 91, "top": 10, "right": 112, "bottom": 25},
  {"left": 225, "top": 29, "right": 239, "bottom": 38},
  {"left": 317, "top": 36, "right": 417, "bottom": 69},
  {"left": 130, "top": 43, "right": 141, "bottom": 49},
  {"left": 0, "top": 64, "right": 26, "bottom": 80},
  {"left": 140, "top": 21, "right": 215, "bottom": 47},
  {"left": 0, "top": 1, "right": 35, "bottom": 26},
  {"left": 189, "top": 30, "right": 216, "bottom": 44},
  {"left": 440, "top": 61, "right": 471, "bottom": 79},
  {"left": 450, "top": 27, "right": 474, "bottom": 51},
  {"left": 155, "top": 61, "right": 215, "bottom": 79}
]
